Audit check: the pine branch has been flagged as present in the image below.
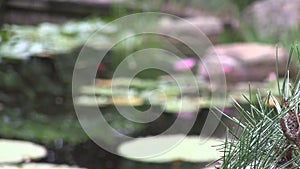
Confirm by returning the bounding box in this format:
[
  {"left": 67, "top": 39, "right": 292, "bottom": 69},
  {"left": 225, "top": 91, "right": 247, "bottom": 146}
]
[{"left": 219, "top": 45, "right": 300, "bottom": 168}]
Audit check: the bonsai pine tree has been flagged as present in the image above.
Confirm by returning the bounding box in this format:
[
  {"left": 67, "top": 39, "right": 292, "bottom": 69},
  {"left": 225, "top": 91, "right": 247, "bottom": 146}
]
[{"left": 218, "top": 46, "right": 300, "bottom": 168}]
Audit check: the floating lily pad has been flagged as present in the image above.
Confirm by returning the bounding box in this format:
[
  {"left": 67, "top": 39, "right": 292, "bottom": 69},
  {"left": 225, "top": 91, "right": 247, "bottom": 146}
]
[
  {"left": 158, "top": 85, "right": 181, "bottom": 96},
  {"left": 0, "top": 18, "right": 120, "bottom": 60},
  {"left": 95, "top": 78, "right": 158, "bottom": 89},
  {"left": 110, "top": 97, "right": 144, "bottom": 106},
  {"left": 74, "top": 96, "right": 110, "bottom": 107},
  {"left": 164, "top": 97, "right": 201, "bottom": 113},
  {"left": 130, "top": 79, "right": 158, "bottom": 89},
  {"left": 0, "top": 163, "right": 85, "bottom": 169},
  {"left": 199, "top": 97, "right": 232, "bottom": 109},
  {"left": 75, "top": 95, "right": 143, "bottom": 106},
  {"left": 0, "top": 166, "right": 17, "bottom": 169},
  {"left": 140, "top": 90, "right": 169, "bottom": 105},
  {"left": 94, "top": 79, "right": 113, "bottom": 88},
  {"left": 80, "top": 86, "right": 138, "bottom": 97},
  {"left": 117, "top": 135, "right": 222, "bottom": 163},
  {"left": 0, "top": 139, "right": 47, "bottom": 164}
]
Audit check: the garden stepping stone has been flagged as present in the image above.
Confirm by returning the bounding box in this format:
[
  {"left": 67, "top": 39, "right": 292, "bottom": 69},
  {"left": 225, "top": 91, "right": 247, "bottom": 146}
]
[
  {"left": 159, "top": 16, "right": 224, "bottom": 43},
  {"left": 198, "top": 43, "right": 295, "bottom": 84},
  {"left": 244, "top": 0, "right": 300, "bottom": 38}
]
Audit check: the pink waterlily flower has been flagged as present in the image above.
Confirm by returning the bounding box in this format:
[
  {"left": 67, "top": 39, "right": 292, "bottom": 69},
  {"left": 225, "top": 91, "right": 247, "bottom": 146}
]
[
  {"left": 173, "top": 58, "right": 196, "bottom": 71},
  {"left": 267, "top": 72, "right": 277, "bottom": 81},
  {"left": 222, "top": 108, "right": 233, "bottom": 115},
  {"left": 177, "top": 112, "right": 194, "bottom": 119},
  {"left": 97, "top": 63, "right": 106, "bottom": 72},
  {"left": 221, "top": 64, "right": 233, "bottom": 74}
]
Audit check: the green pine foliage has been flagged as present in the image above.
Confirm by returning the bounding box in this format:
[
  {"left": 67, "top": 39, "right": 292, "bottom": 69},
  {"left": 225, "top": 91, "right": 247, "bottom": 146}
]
[{"left": 219, "top": 46, "right": 300, "bottom": 168}]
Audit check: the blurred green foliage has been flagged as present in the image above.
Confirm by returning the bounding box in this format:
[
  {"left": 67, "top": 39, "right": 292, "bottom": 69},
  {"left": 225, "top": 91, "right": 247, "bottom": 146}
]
[
  {"left": 0, "top": 19, "right": 120, "bottom": 59},
  {"left": 0, "top": 108, "right": 87, "bottom": 145},
  {"left": 0, "top": 54, "right": 76, "bottom": 114},
  {"left": 0, "top": 18, "right": 142, "bottom": 114},
  {"left": 0, "top": 17, "right": 185, "bottom": 147},
  {"left": 0, "top": 107, "right": 146, "bottom": 145},
  {"left": 228, "top": 0, "right": 258, "bottom": 11},
  {"left": 0, "top": 19, "right": 120, "bottom": 146}
]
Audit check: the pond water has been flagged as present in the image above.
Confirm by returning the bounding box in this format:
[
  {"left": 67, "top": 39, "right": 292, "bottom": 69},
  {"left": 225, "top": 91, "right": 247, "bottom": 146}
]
[{"left": 31, "top": 106, "right": 229, "bottom": 169}]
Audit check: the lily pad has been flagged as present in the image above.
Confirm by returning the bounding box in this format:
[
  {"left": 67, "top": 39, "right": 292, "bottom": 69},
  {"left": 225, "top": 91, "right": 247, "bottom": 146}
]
[
  {"left": 95, "top": 78, "right": 158, "bottom": 89},
  {"left": 0, "top": 163, "right": 85, "bottom": 169},
  {"left": 117, "top": 134, "right": 222, "bottom": 163},
  {"left": 94, "top": 79, "right": 113, "bottom": 88},
  {"left": 110, "top": 97, "right": 144, "bottom": 106},
  {"left": 158, "top": 85, "right": 181, "bottom": 96},
  {"left": 199, "top": 97, "right": 232, "bottom": 109},
  {"left": 140, "top": 90, "right": 169, "bottom": 105},
  {"left": 0, "top": 18, "right": 121, "bottom": 60},
  {"left": 74, "top": 96, "right": 110, "bottom": 107},
  {"left": 80, "top": 86, "right": 138, "bottom": 97},
  {"left": 130, "top": 79, "right": 158, "bottom": 89},
  {"left": 0, "top": 166, "right": 17, "bottom": 169},
  {"left": 0, "top": 139, "right": 47, "bottom": 164},
  {"left": 164, "top": 97, "right": 201, "bottom": 113}
]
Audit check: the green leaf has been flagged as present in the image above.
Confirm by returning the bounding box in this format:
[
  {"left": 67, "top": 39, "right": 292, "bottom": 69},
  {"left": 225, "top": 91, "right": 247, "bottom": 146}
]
[
  {"left": 0, "top": 139, "right": 46, "bottom": 164},
  {"left": 117, "top": 135, "right": 222, "bottom": 163},
  {"left": 0, "top": 163, "right": 85, "bottom": 169},
  {"left": 163, "top": 97, "right": 200, "bottom": 113}
]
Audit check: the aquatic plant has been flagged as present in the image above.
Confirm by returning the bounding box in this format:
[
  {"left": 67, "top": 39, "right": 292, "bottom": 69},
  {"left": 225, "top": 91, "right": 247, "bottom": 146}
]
[
  {"left": 0, "top": 163, "right": 86, "bottom": 169},
  {"left": 0, "top": 139, "right": 46, "bottom": 164},
  {"left": 117, "top": 134, "right": 222, "bottom": 163}
]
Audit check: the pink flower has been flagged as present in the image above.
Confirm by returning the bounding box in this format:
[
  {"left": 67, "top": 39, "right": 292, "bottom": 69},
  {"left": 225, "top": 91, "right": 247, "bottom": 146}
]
[
  {"left": 222, "top": 108, "right": 233, "bottom": 115},
  {"left": 221, "top": 64, "right": 233, "bottom": 74},
  {"left": 177, "top": 112, "right": 194, "bottom": 119},
  {"left": 97, "top": 63, "right": 106, "bottom": 72},
  {"left": 218, "top": 55, "right": 236, "bottom": 74},
  {"left": 173, "top": 58, "right": 196, "bottom": 71},
  {"left": 267, "top": 72, "right": 277, "bottom": 81}
]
